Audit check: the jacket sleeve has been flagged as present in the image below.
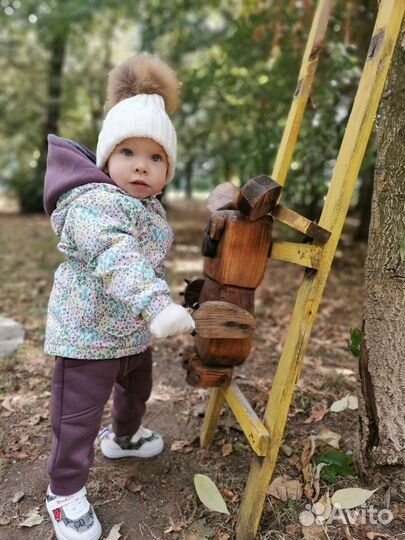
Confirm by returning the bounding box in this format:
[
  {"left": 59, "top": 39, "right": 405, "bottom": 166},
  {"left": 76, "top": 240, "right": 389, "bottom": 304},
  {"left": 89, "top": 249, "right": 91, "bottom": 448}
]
[{"left": 65, "top": 197, "right": 172, "bottom": 322}]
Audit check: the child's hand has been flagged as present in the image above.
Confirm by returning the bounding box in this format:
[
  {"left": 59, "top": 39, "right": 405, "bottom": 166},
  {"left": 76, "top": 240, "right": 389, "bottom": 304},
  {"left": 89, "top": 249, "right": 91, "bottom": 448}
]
[{"left": 150, "top": 304, "right": 195, "bottom": 339}]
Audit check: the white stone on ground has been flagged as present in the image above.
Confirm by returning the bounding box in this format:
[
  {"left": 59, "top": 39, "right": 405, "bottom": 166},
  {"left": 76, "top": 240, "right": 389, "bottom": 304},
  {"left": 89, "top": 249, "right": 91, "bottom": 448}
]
[{"left": 0, "top": 317, "right": 25, "bottom": 358}]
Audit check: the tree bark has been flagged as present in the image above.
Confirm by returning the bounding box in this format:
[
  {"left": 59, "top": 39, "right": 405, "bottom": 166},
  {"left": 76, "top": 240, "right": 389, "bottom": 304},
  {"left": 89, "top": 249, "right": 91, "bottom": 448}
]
[
  {"left": 354, "top": 161, "right": 375, "bottom": 241},
  {"left": 358, "top": 20, "right": 405, "bottom": 469},
  {"left": 39, "top": 30, "right": 68, "bottom": 168},
  {"left": 22, "top": 27, "right": 68, "bottom": 213}
]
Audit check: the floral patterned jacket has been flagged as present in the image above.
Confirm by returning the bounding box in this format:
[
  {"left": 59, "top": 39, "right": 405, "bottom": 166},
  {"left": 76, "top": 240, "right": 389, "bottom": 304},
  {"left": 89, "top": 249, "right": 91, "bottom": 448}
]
[{"left": 44, "top": 182, "right": 173, "bottom": 359}]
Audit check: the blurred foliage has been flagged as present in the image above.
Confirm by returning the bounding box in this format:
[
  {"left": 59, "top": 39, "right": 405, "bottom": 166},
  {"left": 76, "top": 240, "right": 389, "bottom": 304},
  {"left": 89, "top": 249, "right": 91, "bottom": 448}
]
[{"left": 0, "top": 0, "right": 377, "bottom": 214}]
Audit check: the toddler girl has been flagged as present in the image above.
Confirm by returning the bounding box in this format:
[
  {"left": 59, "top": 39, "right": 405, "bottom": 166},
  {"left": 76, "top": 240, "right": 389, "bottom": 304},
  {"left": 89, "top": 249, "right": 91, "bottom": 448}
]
[{"left": 43, "top": 54, "right": 195, "bottom": 540}]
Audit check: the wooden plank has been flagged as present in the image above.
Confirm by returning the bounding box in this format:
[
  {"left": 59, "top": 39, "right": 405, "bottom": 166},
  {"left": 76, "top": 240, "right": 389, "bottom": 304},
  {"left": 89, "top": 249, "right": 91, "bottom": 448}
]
[
  {"left": 271, "top": 0, "right": 333, "bottom": 187},
  {"left": 271, "top": 204, "right": 331, "bottom": 244},
  {"left": 195, "top": 334, "right": 252, "bottom": 367},
  {"left": 235, "top": 3, "right": 405, "bottom": 538},
  {"left": 223, "top": 383, "right": 270, "bottom": 457},
  {"left": 200, "top": 388, "right": 226, "bottom": 449},
  {"left": 204, "top": 212, "right": 273, "bottom": 288},
  {"left": 196, "top": 278, "right": 254, "bottom": 367},
  {"left": 193, "top": 301, "right": 256, "bottom": 339},
  {"left": 199, "top": 277, "right": 255, "bottom": 314},
  {"left": 183, "top": 354, "right": 233, "bottom": 389},
  {"left": 270, "top": 242, "right": 323, "bottom": 269}
]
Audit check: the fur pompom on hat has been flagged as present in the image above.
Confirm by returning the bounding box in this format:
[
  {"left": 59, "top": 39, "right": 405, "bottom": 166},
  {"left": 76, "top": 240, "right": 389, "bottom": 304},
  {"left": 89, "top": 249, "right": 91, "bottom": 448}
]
[{"left": 96, "top": 53, "right": 180, "bottom": 183}]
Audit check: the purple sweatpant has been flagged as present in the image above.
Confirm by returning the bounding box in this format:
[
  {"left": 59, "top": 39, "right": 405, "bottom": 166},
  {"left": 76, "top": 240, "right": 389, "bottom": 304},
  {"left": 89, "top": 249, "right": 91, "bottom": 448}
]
[{"left": 48, "top": 349, "right": 152, "bottom": 496}]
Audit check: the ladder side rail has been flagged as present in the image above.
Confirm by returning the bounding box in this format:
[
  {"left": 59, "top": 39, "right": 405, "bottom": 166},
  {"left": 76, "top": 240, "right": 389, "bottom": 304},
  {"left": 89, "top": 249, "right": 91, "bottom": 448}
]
[{"left": 272, "top": 0, "right": 333, "bottom": 186}]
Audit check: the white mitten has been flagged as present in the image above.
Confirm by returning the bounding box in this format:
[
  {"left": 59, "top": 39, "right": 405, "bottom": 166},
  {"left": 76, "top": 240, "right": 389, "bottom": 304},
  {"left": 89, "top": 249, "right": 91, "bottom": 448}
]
[{"left": 149, "top": 303, "right": 195, "bottom": 339}]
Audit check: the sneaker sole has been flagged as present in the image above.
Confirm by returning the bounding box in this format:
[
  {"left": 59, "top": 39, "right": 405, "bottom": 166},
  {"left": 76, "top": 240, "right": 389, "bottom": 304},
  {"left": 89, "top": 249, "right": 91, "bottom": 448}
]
[
  {"left": 47, "top": 507, "right": 102, "bottom": 540},
  {"left": 100, "top": 439, "right": 164, "bottom": 459}
]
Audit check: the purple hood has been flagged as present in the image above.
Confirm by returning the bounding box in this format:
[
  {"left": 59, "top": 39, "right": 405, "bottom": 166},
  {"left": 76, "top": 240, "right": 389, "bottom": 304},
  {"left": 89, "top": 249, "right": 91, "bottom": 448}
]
[{"left": 43, "top": 134, "right": 115, "bottom": 215}]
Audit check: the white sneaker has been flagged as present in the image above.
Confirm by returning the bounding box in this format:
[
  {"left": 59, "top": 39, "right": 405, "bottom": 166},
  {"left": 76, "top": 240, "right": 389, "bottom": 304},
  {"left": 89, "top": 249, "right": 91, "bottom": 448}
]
[
  {"left": 46, "top": 486, "right": 102, "bottom": 540},
  {"left": 100, "top": 425, "right": 164, "bottom": 459}
]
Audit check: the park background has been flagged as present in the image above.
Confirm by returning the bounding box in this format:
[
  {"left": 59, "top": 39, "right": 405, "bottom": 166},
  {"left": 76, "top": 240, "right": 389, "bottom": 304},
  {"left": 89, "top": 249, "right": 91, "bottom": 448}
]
[{"left": 1, "top": 1, "right": 405, "bottom": 539}]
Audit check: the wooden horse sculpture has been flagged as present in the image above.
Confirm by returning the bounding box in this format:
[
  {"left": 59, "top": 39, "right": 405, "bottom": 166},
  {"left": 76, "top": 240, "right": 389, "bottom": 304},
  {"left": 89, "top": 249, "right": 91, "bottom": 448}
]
[
  {"left": 182, "top": 175, "right": 280, "bottom": 387},
  {"left": 181, "top": 174, "right": 330, "bottom": 388}
]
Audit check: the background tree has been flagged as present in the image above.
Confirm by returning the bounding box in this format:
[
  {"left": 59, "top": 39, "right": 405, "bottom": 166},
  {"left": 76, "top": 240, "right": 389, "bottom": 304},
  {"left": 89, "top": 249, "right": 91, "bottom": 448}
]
[
  {"left": 0, "top": 0, "right": 379, "bottom": 219},
  {"left": 358, "top": 18, "right": 405, "bottom": 470},
  {"left": 0, "top": 0, "right": 134, "bottom": 212}
]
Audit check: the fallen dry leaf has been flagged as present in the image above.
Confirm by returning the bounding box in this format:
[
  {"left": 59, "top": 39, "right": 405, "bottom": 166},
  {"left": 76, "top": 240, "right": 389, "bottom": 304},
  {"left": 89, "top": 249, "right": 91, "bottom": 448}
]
[
  {"left": 27, "top": 413, "right": 47, "bottom": 426},
  {"left": 331, "top": 487, "right": 377, "bottom": 510},
  {"left": 164, "top": 517, "right": 185, "bottom": 534},
  {"left": 222, "top": 488, "right": 238, "bottom": 502},
  {"left": 340, "top": 523, "right": 354, "bottom": 540},
  {"left": 20, "top": 511, "right": 43, "bottom": 527},
  {"left": 221, "top": 443, "right": 233, "bottom": 457},
  {"left": 301, "top": 523, "right": 327, "bottom": 539},
  {"left": 312, "top": 463, "right": 328, "bottom": 501},
  {"left": 281, "top": 444, "right": 293, "bottom": 457},
  {"left": 1, "top": 396, "right": 14, "bottom": 412},
  {"left": 299, "top": 437, "right": 316, "bottom": 499},
  {"left": 300, "top": 437, "right": 316, "bottom": 480},
  {"left": 304, "top": 402, "right": 329, "bottom": 424},
  {"left": 317, "top": 428, "right": 341, "bottom": 449},
  {"left": 13, "top": 451, "right": 29, "bottom": 460},
  {"left": 392, "top": 502, "right": 405, "bottom": 521},
  {"left": 185, "top": 517, "right": 214, "bottom": 538},
  {"left": 171, "top": 440, "right": 193, "bottom": 453},
  {"left": 347, "top": 395, "right": 359, "bottom": 410},
  {"left": 366, "top": 533, "right": 391, "bottom": 539},
  {"left": 285, "top": 523, "right": 301, "bottom": 536},
  {"left": 191, "top": 403, "right": 206, "bottom": 417},
  {"left": 125, "top": 478, "right": 142, "bottom": 494},
  {"left": 268, "top": 476, "right": 302, "bottom": 502},
  {"left": 216, "top": 533, "right": 231, "bottom": 540},
  {"left": 12, "top": 491, "right": 25, "bottom": 503},
  {"left": 106, "top": 522, "right": 123, "bottom": 540},
  {"left": 194, "top": 474, "right": 229, "bottom": 515},
  {"left": 330, "top": 394, "right": 358, "bottom": 413}
]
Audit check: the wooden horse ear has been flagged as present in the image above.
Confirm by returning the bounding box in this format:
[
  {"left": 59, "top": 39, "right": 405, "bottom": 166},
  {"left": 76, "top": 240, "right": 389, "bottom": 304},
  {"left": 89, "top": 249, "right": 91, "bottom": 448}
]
[
  {"left": 237, "top": 175, "right": 282, "bottom": 221},
  {"left": 206, "top": 176, "right": 282, "bottom": 220},
  {"left": 206, "top": 182, "right": 240, "bottom": 213}
]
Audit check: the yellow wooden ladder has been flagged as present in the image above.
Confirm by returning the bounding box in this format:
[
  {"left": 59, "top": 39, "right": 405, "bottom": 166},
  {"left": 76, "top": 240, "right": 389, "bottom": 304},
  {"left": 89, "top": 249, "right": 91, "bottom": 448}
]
[{"left": 198, "top": 1, "right": 405, "bottom": 538}]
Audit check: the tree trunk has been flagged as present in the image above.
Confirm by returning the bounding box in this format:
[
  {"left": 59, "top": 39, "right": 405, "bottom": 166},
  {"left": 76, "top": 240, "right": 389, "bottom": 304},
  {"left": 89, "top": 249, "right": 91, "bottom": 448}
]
[
  {"left": 22, "top": 28, "right": 68, "bottom": 213},
  {"left": 184, "top": 159, "right": 194, "bottom": 200},
  {"left": 354, "top": 162, "right": 375, "bottom": 241},
  {"left": 358, "top": 20, "right": 405, "bottom": 469}
]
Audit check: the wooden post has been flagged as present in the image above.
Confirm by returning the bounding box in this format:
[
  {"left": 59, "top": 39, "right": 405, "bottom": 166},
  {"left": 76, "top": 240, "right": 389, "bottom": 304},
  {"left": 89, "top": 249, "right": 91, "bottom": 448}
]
[{"left": 271, "top": 0, "right": 334, "bottom": 188}]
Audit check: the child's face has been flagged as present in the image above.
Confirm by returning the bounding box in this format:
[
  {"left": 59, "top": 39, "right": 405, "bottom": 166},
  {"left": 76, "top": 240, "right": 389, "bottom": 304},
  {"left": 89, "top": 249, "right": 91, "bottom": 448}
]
[{"left": 106, "top": 137, "right": 168, "bottom": 199}]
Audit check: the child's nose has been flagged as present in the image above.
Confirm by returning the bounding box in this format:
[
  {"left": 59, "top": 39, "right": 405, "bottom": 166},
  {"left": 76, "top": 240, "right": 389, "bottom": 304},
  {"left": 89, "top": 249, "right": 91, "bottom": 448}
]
[{"left": 134, "top": 158, "right": 148, "bottom": 173}]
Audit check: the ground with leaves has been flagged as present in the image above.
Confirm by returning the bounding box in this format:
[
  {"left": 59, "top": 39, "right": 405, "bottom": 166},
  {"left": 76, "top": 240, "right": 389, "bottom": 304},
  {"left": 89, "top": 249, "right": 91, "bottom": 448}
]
[{"left": 0, "top": 201, "right": 404, "bottom": 540}]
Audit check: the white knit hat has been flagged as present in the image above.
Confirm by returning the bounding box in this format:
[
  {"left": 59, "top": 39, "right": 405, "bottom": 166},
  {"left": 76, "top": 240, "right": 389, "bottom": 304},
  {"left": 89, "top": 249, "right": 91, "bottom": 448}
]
[{"left": 96, "top": 93, "right": 177, "bottom": 182}]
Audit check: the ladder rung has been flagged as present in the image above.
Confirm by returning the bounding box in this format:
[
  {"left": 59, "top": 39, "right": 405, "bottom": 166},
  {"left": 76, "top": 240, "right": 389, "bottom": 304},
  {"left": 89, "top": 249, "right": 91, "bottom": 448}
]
[
  {"left": 270, "top": 241, "right": 323, "bottom": 269},
  {"left": 271, "top": 204, "right": 331, "bottom": 244},
  {"left": 223, "top": 383, "right": 270, "bottom": 456}
]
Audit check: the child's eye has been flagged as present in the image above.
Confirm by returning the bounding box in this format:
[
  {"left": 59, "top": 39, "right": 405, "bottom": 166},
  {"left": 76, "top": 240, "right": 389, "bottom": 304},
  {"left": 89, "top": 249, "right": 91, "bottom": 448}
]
[
  {"left": 121, "top": 148, "right": 133, "bottom": 157},
  {"left": 151, "top": 154, "right": 162, "bottom": 162}
]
